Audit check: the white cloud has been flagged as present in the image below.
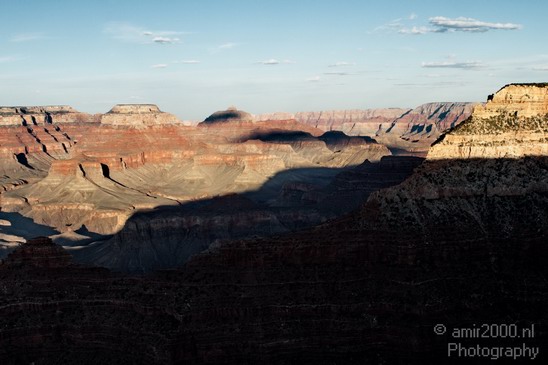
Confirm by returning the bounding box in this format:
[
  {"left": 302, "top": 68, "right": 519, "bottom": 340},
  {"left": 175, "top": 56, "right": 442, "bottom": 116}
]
[
  {"left": 328, "top": 61, "right": 356, "bottom": 67},
  {"left": 257, "top": 59, "right": 295, "bottom": 65},
  {"left": 379, "top": 15, "right": 521, "bottom": 36},
  {"left": 421, "top": 61, "right": 483, "bottom": 69},
  {"left": 10, "top": 33, "right": 47, "bottom": 42},
  {"left": 306, "top": 76, "right": 321, "bottom": 82},
  {"left": 429, "top": 16, "right": 522, "bottom": 32},
  {"left": 532, "top": 65, "right": 548, "bottom": 71},
  {"left": 151, "top": 64, "right": 168, "bottom": 69},
  {"left": 260, "top": 59, "right": 280, "bottom": 65},
  {"left": 152, "top": 36, "right": 180, "bottom": 44},
  {"left": 104, "top": 22, "right": 183, "bottom": 44},
  {"left": 179, "top": 60, "right": 200, "bottom": 64}
]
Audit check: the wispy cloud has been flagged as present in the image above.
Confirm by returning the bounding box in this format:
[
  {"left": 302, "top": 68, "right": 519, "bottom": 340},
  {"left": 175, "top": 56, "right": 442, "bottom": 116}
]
[
  {"left": 104, "top": 22, "right": 183, "bottom": 44},
  {"left": 324, "top": 72, "right": 350, "bottom": 76},
  {"left": 429, "top": 16, "right": 522, "bottom": 32},
  {"left": 257, "top": 59, "right": 295, "bottom": 65},
  {"left": 10, "top": 33, "right": 47, "bottom": 42},
  {"left": 218, "top": 42, "right": 237, "bottom": 50},
  {"left": 260, "top": 59, "right": 280, "bottom": 65},
  {"left": 152, "top": 36, "right": 180, "bottom": 44},
  {"left": 532, "top": 65, "right": 548, "bottom": 71},
  {"left": 177, "top": 60, "right": 200, "bottom": 64},
  {"left": 151, "top": 64, "right": 168, "bottom": 69},
  {"left": 306, "top": 76, "right": 321, "bottom": 82},
  {"left": 328, "top": 61, "right": 355, "bottom": 67},
  {"left": 208, "top": 42, "right": 239, "bottom": 54},
  {"left": 421, "top": 61, "right": 483, "bottom": 69},
  {"left": 377, "top": 15, "right": 521, "bottom": 35},
  {"left": 399, "top": 26, "right": 440, "bottom": 35}
]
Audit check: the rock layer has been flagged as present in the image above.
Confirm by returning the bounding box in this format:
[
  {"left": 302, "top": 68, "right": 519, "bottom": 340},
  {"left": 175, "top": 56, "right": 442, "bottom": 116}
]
[{"left": 429, "top": 84, "right": 548, "bottom": 159}]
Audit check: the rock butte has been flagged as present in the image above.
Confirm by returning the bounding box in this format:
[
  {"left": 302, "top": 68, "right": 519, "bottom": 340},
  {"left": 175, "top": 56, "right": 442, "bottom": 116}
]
[
  {"left": 201, "top": 106, "right": 254, "bottom": 124},
  {"left": 100, "top": 104, "right": 179, "bottom": 126},
  {"left": 0, "top": 84, "right": 546, "bottom": 363}
]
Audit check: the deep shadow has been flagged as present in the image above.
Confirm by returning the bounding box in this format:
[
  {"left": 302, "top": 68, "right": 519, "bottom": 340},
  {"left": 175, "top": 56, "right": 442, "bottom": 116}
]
[
  {"left": 14, "top": 153, "right": 34, "bottom": 169},
  {"left": 1, "top": 156, "right": 547, "bottom": 364},
  {"left": 100, "top": 163, "right": 110, "bottom": 178},
  {"left": 70, "top": 156, "right": 424, "bottom": 274},
  {"left": 239, "top": 130, "right": 316, "bottom": 143},
  {"left": 238, "top": 129, "right": 378, "bottom": 147}
]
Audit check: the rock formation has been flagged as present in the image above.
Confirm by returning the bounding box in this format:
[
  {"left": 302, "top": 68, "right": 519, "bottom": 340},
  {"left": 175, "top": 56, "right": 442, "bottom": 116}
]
[
  {"left": 0, "top": 105, "right": 95, "bottom": 126},
  {"left": 100, "top": 104, "right": 180, "bottom": 126},
  {"left": 201, "top": 106, "right": 254, "bottom": 124},
  {"left": 428, "top": 84, "right": 548, "bottom": 159}
]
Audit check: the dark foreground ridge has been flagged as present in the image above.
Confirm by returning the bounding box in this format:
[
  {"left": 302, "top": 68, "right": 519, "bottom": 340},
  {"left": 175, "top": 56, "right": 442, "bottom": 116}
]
[{"left": 0, "top": 154, "right": 547, "bottom": 364}]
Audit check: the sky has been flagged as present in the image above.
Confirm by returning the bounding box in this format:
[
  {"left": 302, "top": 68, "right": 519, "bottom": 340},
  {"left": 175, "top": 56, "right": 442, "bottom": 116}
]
[{"left": 1, "top": 0, "right": 547, "bottom": 120}]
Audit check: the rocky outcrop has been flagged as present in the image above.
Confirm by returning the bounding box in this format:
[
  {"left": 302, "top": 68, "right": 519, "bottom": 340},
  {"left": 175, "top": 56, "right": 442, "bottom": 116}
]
[
  {"left": 100, "top": 104, "right": 179, "bottom": 126},
  {"left": 428, "top": 84, "right": 548, "bottom": 159},
  {"left": 474, "top": 83, "right": 548, "bottom": 118},
  {"left": 0, "top": 105, "right": 95, "bottom": 126}
]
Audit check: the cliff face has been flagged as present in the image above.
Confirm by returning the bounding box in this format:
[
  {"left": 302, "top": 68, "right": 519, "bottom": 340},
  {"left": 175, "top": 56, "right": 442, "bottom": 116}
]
[
  {"left": 428, "top": 84, "right": 548, "bottom": 159},
  {"left": 474, "top": 83, "right": 548, "bottom": 118}
]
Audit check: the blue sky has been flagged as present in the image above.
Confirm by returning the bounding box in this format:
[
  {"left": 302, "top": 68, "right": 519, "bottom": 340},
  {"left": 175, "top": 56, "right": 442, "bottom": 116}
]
[{"left": 1, "top": 0, "right": 547, "bottom": 120}]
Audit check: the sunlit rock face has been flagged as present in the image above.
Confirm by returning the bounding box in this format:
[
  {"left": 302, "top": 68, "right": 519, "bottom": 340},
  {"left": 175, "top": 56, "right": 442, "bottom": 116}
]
[
  {"left": 0, "top": 105, "right": 95, "bottom": 126},
  {"left": 474, "top": 83, "right": 548, "bottom": 119},
  {"left": 428, "top": 84, "right": 548, "bottom": 160},
  {"left": 100, "top": 104, "right": 180, "bottom": 126}
]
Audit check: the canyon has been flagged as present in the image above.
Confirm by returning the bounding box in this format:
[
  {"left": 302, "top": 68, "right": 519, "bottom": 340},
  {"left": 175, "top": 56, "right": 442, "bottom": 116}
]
[
  {"left": 0, "top": 84, "right": 547, "bottom": 364},
  {"left": 0, "top": 101, "right": 470, "bottom": 272}
]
